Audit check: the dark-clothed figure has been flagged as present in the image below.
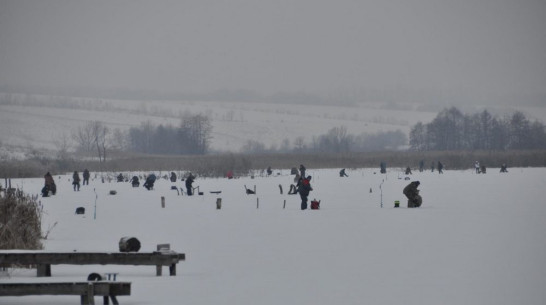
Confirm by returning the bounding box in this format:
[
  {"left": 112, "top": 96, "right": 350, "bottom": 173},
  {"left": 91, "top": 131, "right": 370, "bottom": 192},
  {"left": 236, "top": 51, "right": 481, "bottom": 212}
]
[
  {"left": 380, "top": 162, "right": 387, "bottom": 174},
  {"left": 185, "top": 173, "right": 195, "bottom": 196},
  {"left": 500, "top": 164, "right": 508, "bottom": 173},
  {"left": 72, "top": 171, "right": 81, "bottom": 191},
  {"left": 143, "top": 174, "right": 156, "bottom": 190},
  {"left": 403, "top": 181, "right": 422, "bottom": 208},
  {"left": 339, "top": 168, "right": 348, "bottom": 177},
  {"left": 117, "top": 173, "right": 124, "bottom": 182},
  {"left": 299, "top": 164, "right": 306, "bottom": 179},
  {"left": 438, "top": 162, "right": 444, "bottom": 174},
  {"left": 297, "top": 176, "right": 313, "bottom": 210},
  {"left": 82, "top": 169, "right": 90, "bottom": 185},
  {"left": 43, "top": 172, "right": 56, "bottom": 196},
  {"left": 170, "top": 172, "right": 177, "bottom": 183},
  {"left": 267, "top": 166, "right": 273, "bottom": 176},
  {"left": 419, "top": 160, "right": 424, "bottom": 172},
  {"left": 405, "top": 167, "right": 412, "bottom": 175},
  {"left": 480, "top": 165, "right": 486, "bottom": 174},
  {"left": 131, "top": 176, "right": 140, "bottom": 187}
]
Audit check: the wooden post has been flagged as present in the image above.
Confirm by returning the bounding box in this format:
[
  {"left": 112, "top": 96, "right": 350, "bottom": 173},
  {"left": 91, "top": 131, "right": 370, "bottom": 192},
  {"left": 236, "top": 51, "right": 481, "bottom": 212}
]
[
  {"left": 169, "top": 264, "right": 176, "bottom": 276},
  {"left": 37, "top": 264, "right": 51, "bottom": 277},
  {"left": 156, "top": 265, "right": 162, "bottom": 276},
  {"left": 161, "top": 196, "right": 165, "bottom": 208},
  {"left": 82, "top": 283, "right": 95, "bottom": 305}
]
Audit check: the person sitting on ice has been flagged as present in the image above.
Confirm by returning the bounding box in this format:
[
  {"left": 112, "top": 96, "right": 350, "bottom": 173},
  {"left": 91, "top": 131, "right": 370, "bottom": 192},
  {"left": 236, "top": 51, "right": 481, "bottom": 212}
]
[
  {"left": 405, "top": 167, "right": 412, "bottom": 175},
  {"left": 339, "top": 168, "right": 348, "bottom": 177},
  {"left": 131, "top": 176, "right": 140, "bottom": 187},
  {"left": 500, "top": 163, "right": 508, "bottom": 173},
  {"left": 403, "top": 181, "right": 422, "bottom": 208},
  {"left": 143, "top": 174, "right": 156, "bottom": 190}
]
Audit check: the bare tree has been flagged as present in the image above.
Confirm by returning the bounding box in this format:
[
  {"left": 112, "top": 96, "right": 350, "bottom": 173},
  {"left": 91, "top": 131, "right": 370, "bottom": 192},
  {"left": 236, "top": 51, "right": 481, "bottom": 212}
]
[
  {"left": 90, "top": 121, "right": 109, "bottom": 162},
  {"left": 72, "top": 122, "right": 95, "bottom": 153},
  {"left": 53, "top": 132, "right": 72, "bottom": 161}
]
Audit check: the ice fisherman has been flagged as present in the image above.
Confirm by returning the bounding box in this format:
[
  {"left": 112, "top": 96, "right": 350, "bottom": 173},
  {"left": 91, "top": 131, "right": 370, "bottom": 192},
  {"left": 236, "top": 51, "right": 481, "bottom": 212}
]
[
  {"left": 297, "top": 175, "right": 313, "bottom": 210},
  {"left": 185, "top": 173, "right": 195, "bottom": 195},
  {"left": 82, "top": 169, "right": 90, "bottom": 185},
  {"left": 72, "top": 171, "right": 81, "bottom": 191},
  {"left": 403, "top": 181, "right": 422, "bottom": 208},
  {"left": 143, "top": 174, "right": 156, "bottom": 190}
]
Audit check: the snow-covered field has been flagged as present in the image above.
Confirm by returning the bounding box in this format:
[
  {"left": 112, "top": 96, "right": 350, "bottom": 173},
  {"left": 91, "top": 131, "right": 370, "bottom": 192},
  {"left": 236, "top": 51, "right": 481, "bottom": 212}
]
[
  {"left": 1, "top": 167, "right": 546, "bottom": 304},
  {"left": 0, "top": 98, "right": 437, "bottom": 153}
]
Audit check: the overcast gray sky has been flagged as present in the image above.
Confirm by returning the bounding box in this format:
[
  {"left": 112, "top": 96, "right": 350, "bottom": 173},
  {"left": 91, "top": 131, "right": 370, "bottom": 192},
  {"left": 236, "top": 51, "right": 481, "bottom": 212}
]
[{"left": 1, "top": 0, "right": 545, "bottom": 105}]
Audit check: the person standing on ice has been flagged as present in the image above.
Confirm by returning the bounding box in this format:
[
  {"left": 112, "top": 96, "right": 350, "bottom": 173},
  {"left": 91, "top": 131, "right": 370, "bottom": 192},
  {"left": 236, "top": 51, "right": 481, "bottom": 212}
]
[
  {"left": 185, "top": 173, "right": 195, "bottom": 195},
  {"left": 403, "top": 181, "right": 422, "bottom": 208},
  {"left": 82, "top": 169, "right": 90, "bottom": 185},
  {"left": 475, "top": 161, "right": 480, "bottom": 174},
  {"left": 299, "top": 164, "right": 306, "bottom": 179},
  {"left": 297, "top": 175, "right": 313, "bottom": 210},
  {"left": 72, "top": 171, "right": 81, "bottom": 191}
]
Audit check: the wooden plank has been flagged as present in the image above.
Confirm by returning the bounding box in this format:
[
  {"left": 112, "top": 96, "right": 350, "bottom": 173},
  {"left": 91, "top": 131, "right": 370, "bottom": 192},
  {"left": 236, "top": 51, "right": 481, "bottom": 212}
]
[
  {"left": 0, "top": 282, "right": 131, "bottom": 297},
  {"left": 0, "top": 252, "right": 185, "bottom": 266}
]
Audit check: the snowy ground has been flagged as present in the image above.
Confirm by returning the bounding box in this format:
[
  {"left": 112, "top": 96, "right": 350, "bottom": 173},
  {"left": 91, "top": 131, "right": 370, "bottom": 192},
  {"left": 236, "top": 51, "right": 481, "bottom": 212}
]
[{"left": 1, "top": 167, "right": 546, "bottom": 305}]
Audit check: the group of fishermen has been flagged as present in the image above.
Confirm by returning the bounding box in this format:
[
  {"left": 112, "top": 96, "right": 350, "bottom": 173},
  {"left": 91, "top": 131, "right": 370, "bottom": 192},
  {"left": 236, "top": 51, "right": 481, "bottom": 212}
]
[
  {"left": 41, "top": 170, "right": 197, "bottom": 196},
  {"left": 42, "top": 169, "right": 90, "bottom": 197}
]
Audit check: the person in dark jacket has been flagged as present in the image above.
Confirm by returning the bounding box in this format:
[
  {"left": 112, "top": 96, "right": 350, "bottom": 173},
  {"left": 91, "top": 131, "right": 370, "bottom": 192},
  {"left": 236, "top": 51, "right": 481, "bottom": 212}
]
[
  {"left": 299, "top": 164, "right": 306, "bottom": 179},
  {"left": 117, "top": 173, "right": 124, "bottom": 182},
  {"left": 437, "top": 162, "right": 444, "bottom": 174},
  {"left": 500, "top": 163, "right": 508, "bottom": 173},
  {"left": 143, "top": 174, "right": 156, "bottom": 190},
  {"left": 72, "top": 171, "right": 81, "bottom": 191},
  {"left": 380, "top": 161, "right": 387, "bottom": 174},
  {"left": 82, "top": 169, "right": 90, "bottom": 185},
  {"left": 339, "top": 168, "right": 348, "bottom": 177},
  {"left": 403, "top": 181, "right": 422, "bottom": 208},
  {"left": 170, "top": 172, "right": 177, "bottom": 182},
  {"left": 405, "top": 167, "right": 412, "bottom": 175},
  {"left": 43, "top": 172, "right": 56, "bottom": 195},
  {"left": 297, "top": 176, "right": 313, "bottom": 210},
  {"left": 185, "top": 173, "right": 195, "bottom": 195},
  {"left": 131, "top": 176, "right": 140, "bottom": 187}
]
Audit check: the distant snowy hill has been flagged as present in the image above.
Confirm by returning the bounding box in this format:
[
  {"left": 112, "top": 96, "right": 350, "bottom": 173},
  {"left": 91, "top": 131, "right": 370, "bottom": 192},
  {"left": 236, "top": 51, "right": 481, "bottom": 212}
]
[{"left": 1, "top": 94, "right": 545, "bottom": 156}]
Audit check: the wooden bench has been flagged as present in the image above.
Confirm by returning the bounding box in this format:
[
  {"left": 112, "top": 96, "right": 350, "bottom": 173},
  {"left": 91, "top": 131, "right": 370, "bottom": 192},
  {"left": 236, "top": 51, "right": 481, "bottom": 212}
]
[
  {"left": 0, "top": 282, "right": 131, "bottom": 305},
  {"left": 0, "top": 252, "right": 185, "bottom": 277}
]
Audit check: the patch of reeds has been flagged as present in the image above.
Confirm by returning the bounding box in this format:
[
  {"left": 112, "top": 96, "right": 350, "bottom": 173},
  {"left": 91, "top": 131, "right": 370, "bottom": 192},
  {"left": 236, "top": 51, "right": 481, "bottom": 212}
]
[{"left": 0, "top": 189, "right": 43, "bottom": 250}]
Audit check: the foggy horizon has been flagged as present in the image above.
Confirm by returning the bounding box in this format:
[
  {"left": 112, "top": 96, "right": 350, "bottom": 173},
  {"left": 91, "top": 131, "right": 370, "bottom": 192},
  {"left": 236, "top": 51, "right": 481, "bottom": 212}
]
[{"left": 1, "top": 0, "right": 545, "bottom": 106}]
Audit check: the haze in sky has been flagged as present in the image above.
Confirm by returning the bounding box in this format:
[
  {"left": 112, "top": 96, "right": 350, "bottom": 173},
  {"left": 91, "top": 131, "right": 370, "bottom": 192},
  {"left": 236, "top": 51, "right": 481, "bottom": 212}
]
[{"left": 1, "top": 0, "right": 545, "bottom": 105}]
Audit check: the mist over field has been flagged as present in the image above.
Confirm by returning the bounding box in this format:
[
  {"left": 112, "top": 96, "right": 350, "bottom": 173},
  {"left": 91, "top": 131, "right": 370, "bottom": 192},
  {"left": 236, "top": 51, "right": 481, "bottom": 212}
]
[{"left": 1, "top": 0, "right": 545, "bottom": 106}]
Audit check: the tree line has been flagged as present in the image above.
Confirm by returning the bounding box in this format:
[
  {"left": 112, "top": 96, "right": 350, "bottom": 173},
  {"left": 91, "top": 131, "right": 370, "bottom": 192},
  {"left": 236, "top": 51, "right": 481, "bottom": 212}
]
[
  {"left": 71, "top": 114, "right": 211, "bottom": 160},
  {"left": 409, "top": 107, "right": 546, "bottom": 151},
  {"left": 242, "top": 126, "right": 407, "bottom": 154}
]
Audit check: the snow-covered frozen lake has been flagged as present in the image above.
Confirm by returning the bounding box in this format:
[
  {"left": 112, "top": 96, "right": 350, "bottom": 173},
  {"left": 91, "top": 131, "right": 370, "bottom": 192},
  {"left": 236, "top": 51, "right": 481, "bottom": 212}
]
[{"left": 1, "top": 167, "right": 546, "bottom": 304}]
